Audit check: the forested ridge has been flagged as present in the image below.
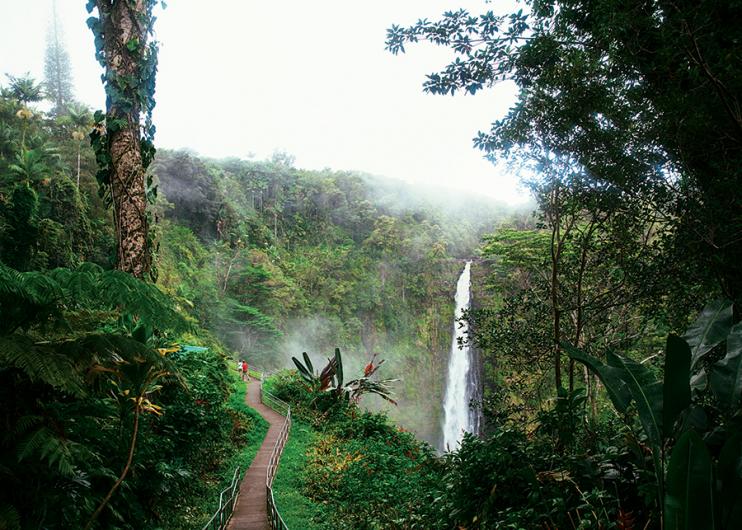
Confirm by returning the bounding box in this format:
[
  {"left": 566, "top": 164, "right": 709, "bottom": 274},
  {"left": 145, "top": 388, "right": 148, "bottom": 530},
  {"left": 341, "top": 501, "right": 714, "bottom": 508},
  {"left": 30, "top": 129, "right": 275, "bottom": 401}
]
[
  {"left": 2, "top": 0, "right": 742, "bottom": 529},
  {"left": 153, "top": 148, "right": 518, "bottom": 442}
]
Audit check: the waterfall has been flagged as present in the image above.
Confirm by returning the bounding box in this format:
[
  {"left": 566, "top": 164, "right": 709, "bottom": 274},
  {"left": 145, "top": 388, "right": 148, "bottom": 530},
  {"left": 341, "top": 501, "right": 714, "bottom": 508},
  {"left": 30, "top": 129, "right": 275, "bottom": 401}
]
[{"left": 441, "top": 260, "right": 477, "bottom": 451}]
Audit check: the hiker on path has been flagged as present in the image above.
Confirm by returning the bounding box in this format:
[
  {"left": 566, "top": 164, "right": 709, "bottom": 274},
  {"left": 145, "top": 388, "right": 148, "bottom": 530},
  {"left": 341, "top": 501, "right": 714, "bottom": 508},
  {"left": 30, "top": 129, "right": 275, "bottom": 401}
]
[{"left": 241, "top": 360, "right": 248, "bottom": 381}]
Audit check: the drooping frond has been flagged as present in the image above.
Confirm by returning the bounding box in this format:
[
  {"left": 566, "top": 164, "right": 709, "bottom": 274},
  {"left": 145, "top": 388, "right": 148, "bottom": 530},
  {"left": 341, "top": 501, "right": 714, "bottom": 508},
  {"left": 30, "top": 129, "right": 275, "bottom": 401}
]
[
  {"left": 16, "top": 424, "right": 77, "bottom": 477},
  {"left": 0, "top": 335, "right": 84, "bottom": 395},
  {"left": 0, "top": 263, "right": 189, "bottom": 335},
  {"left": 0, "top": 332, "right": 174, "bottom": 397},
  {"left": 0, "top": 265, "right": 65, "bottom": 335},
  {"left": 345, "top": 377, "right": 400, "bottom": 405}
]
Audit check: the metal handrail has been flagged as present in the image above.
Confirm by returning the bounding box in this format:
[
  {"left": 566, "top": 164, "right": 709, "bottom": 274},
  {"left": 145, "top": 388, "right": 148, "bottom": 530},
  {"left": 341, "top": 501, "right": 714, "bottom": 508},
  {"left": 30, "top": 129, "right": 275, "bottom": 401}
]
[
  {"left": 201, "top": 466, "right": 241, "bottom": 530},
  {"left": 263, "top": 387, "right": 292, "bottom": 530},
  {"left": 249, "top": 365, "right": 279, "bottom": 381}
]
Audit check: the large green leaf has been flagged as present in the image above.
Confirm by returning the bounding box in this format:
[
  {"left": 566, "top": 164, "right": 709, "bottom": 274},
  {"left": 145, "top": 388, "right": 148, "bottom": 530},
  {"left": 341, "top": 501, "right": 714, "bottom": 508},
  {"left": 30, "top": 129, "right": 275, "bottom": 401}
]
[
  {"left": 302, "top": 351, "right": 314, "bottom": 375},
  {"left": 665, "top": 430, "right": 716, "bottom": 530},
  {"left": 563, "top": 343, "right": 631, "bottom": 413},
  {"left": 709, "top": 323, "right": 742, "bottom": 413},
  {"left": 683, "top": 299, "right": 733, "bottom": 370},
  {"left": 607, "top": 351, "right": 663, "bottom": 448},
  {"left": 718, "top": 433, "right": 742, "bottom": 528},
  {"left": 334, "top": 347, "right": 343, "bottom": 389},
  {"left": 292, "top": 354, "right": 314, "bottom": 383},
  {"left": 663, "top": 335, "right": 691, "bottom": 438}
]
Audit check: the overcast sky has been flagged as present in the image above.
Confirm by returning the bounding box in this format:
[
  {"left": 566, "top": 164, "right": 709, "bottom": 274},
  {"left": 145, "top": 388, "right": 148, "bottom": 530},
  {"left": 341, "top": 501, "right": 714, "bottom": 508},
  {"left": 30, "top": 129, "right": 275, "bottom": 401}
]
[{"left": 0, "top": 0, "right": 530, "bottom": 204}]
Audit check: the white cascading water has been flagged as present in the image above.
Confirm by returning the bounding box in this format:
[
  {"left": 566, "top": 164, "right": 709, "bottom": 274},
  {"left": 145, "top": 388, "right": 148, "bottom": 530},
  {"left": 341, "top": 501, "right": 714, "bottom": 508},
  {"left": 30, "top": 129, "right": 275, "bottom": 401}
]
[{"left": 441, "top": 260, "right": 474, "bottom": 451}]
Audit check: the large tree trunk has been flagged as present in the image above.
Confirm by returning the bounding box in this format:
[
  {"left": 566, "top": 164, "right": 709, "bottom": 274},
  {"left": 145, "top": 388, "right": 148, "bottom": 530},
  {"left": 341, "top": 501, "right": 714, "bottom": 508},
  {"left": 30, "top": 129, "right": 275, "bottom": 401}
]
[
  {"left": 97, "top": 0, "right": 150, "bottom": 278},
  {"left": 110, "top": 127, "right": 149, "bottom": 277}
]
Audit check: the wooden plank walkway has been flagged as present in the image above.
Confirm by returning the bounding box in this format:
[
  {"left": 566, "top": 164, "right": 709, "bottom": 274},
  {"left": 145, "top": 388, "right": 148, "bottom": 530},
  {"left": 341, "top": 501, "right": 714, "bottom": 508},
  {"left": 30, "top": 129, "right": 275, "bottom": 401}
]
[{"left": 228, "top": 377, "right": 285, "bottom": 530}]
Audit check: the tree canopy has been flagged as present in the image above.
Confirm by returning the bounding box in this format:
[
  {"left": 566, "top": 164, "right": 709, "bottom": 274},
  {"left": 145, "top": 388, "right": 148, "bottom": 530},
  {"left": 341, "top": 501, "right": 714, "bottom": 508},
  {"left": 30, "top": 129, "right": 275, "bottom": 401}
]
[{"left": 387, "top": 0, "right": 742, "bottom": 304}]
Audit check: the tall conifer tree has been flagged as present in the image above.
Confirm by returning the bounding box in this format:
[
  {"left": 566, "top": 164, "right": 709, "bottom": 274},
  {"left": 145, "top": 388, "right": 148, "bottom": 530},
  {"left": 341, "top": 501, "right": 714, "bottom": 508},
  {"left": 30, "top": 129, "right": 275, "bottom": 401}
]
[{"left": 43, "top": 0, "right": 74, "bottom": 115}]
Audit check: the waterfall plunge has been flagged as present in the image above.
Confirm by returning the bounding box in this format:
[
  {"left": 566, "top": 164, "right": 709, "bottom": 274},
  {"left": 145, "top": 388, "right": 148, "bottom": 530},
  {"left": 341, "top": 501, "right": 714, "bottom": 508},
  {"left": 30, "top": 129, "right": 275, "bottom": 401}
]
[{"left": 441, "top": 260, "right": 476, "bottom": 451}]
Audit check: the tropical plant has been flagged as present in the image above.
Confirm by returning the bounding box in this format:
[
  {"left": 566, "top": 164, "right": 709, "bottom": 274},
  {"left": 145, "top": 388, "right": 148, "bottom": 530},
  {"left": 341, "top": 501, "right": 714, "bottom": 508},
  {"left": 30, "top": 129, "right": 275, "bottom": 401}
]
[
  {"left": 4, "top": 74, "right": 43, "bottom": 105},
  {"left": 292, "top": 348, "right": 399, "bottom": 405},
  {"left": 567, "top": 299, "right": 742, "bottom": 529},
  {"left": 8, "top": 148, "right": 50, "bottom": 183},
  {"left": 0, "top": 263, "right": 189, "bottom": 528},
  {"left": 58, "top": 103, "right": 92, "bottom": 186}
]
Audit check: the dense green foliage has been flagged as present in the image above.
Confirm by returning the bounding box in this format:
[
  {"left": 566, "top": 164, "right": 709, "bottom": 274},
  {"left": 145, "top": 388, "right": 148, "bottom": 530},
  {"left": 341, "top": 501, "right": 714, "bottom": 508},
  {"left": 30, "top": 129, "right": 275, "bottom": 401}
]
[
  {"left": 570, "top": 300, "right": 742, "bottom": 529},
  {"left": 382, "top": 3, "right": 742, "bottom": 526},
  {"left": 269, "top": 301, "right": 742, "bottom": 529},
  {"left": 387, "top": 0, "right": 742, "bottom": 307},
  {"left": 266, "top": 366, "right": 648, "bottom": 529},
  {"left": 3, "top": 0, "right": 742, "bottom": 527},
  {"left": 0, "top": 68, "right": 514, "bottom": 444},
  {"left": 0, "top": 78, "right": 266, "bottom": 529},
  {"left": 0, "top": 262, "right": 267, "bottom": 529},
  {"left": 266, "top": 369, "right": 442, "bottom": 529},
  {"left": 0, "top": 67, "right": 511, "bottom": 528}
]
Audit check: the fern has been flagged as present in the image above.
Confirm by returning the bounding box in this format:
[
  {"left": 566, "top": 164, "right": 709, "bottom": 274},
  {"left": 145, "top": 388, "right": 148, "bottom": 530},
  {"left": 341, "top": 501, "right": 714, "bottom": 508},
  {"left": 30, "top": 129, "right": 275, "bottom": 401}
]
[
  {"left": 0, "top": 263, "right": 188, "bottom": 528},
  {"left": 0, "top": 263, "right": 189, "bottom": 335},
  {"left": 16, "top": 425, "right": 76, "bottom": 477},
  {"left": 0, "top": 335, "right": 84, "bottom": 395}
]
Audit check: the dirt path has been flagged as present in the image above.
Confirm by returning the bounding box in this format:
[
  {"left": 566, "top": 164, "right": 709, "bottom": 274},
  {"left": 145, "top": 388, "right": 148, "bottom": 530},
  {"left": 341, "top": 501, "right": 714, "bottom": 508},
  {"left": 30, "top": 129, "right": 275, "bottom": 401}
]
[{"left": 228, "top": 377, "right": 284, "bottom": 530}]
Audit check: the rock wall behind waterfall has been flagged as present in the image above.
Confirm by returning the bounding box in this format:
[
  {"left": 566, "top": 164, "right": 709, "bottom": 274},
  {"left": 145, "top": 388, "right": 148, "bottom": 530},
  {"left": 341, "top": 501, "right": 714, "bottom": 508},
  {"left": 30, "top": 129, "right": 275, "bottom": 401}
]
[{"left": 469, "top": 258, "right": 498, "bottom": 436}]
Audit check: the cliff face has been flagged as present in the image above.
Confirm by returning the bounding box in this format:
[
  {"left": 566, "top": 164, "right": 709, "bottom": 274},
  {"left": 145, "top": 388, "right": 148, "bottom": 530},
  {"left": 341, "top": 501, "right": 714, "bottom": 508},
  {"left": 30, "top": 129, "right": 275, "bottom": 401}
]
[{"left": 469, "top": 258, "right": 498, "bottom": 436}]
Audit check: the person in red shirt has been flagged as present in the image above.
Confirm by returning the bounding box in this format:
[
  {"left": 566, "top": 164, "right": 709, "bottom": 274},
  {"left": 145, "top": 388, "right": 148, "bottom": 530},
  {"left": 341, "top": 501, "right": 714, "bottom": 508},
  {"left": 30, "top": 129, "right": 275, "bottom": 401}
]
[{"left": 241, "top": 360, "right": 248, "bottom": 381}]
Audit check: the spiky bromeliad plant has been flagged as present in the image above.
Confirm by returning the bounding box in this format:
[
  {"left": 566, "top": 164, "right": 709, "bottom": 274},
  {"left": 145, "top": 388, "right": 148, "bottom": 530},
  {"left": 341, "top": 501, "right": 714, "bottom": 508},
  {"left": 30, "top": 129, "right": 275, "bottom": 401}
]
[{"left": 292, "top": 348, "right": 399, "bottom": 405}]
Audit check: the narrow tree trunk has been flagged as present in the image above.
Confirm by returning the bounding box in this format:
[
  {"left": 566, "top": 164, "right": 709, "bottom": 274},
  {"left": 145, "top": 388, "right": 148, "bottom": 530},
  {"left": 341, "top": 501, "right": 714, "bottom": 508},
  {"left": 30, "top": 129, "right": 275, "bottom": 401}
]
[
  {"left": 76, "top": 142, "right": 81, "bottom": 188},
  {"left": 549, "top": 186, "right": 563, "bottom": 392},
  {"left": 570, "top": 240, "right": 589, "bottom": 393},
  {"left": 84, "top": 405, "right": 141, "bottom": 530}
]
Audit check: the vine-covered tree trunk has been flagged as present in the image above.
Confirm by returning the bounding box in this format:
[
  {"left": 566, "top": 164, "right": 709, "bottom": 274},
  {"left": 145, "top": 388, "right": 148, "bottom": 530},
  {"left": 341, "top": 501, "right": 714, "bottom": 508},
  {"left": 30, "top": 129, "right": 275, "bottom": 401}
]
[
  {"left": 91, "top": 0, "right": 156, "bottom": 278},
  {"left": 99, "top": 0, "right": 148, "bottom": 277},
  {"left": 110, "top": 125, "right": 148, "bottom": 277}
]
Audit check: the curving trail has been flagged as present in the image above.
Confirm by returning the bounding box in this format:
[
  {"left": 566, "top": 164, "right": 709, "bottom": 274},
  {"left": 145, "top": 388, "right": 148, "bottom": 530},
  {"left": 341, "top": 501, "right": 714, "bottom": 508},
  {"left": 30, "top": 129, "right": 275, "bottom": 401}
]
[{"left": 228, "top": 377, "right": 284, "bottom": 530}]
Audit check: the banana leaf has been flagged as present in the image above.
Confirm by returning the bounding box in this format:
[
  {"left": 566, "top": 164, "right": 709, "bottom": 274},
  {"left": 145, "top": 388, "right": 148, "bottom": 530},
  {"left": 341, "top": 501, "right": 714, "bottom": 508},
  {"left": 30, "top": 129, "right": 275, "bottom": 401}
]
[{"left": 665, "top": 430, "right": 716, "bottom": 530}]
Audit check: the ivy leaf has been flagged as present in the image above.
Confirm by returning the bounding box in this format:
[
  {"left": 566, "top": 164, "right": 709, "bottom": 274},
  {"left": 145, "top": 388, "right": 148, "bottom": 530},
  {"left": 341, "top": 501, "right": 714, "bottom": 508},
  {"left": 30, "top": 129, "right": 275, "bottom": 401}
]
[{"left": 126, "top": 38, "right": 140, "bottom": 53}]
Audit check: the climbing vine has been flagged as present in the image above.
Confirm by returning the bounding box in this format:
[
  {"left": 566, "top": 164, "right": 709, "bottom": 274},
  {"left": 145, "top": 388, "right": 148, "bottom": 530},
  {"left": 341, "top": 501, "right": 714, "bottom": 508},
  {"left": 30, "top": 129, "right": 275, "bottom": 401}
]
[
  {"left": 86, "top": 0, "right": 162, "bottom": 199},
  {"left": 85, "top": 0, "right": 166, "bottom": 278}
]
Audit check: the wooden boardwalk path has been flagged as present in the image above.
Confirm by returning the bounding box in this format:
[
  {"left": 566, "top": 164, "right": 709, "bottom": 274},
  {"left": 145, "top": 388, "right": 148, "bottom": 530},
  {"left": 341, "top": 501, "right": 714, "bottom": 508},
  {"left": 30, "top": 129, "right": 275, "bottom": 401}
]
[{"left": 228, "top": 377, "right": 284, "bottom": 530}]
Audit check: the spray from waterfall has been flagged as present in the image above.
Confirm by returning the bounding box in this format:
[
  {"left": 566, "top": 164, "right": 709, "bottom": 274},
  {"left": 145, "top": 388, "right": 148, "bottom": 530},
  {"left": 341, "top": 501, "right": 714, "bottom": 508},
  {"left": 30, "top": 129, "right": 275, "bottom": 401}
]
[{"left": 441, "top": 260, "right": 477, "bottom": 451}]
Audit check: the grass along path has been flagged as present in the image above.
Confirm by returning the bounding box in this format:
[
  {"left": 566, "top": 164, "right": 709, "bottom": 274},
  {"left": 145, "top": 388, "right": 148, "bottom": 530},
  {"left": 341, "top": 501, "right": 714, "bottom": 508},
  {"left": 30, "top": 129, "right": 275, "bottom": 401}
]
[{"left": 272, "top": 421, "right": 324, "bottom": 530}]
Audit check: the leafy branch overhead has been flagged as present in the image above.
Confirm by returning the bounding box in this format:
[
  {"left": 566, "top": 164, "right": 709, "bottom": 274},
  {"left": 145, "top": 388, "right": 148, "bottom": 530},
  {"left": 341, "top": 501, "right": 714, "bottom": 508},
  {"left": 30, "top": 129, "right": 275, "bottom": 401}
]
[{"left": 388, "top": 1, "right": 742, "bottom": 308}]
